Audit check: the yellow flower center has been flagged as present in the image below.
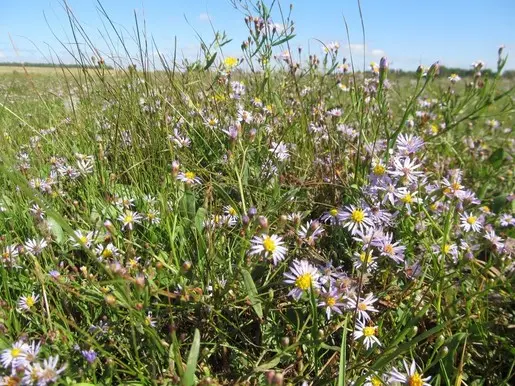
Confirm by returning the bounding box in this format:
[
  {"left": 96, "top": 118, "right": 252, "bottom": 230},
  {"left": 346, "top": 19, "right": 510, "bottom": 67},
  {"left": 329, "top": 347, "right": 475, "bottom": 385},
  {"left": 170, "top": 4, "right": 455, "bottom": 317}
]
[
  {"left": 124, "top": 214, "right": 133, "bottom": 223},
  {"left": 371, "top": 376, "right": 382, "bottom": 386},
  {"left": 102, "top": 248, "right": 113, "bottom": 258},
  {"left": 262, "top": 236, "right": 276, "bottom": 253},
  {"left": 184, "top": 172, "right": 196, "bottom": 180},
  {"left": 384, "top": 244, "right": 394, "bottom": 254},
  {"left": 466, "top": 216, "right": 477, "bottom": 224},
  {"left": 326, "top": 297, "right": 336, "bottom": 307},
  {"left": 79, "top": 236, "right": 88, "bottom": 244},
  {"left": 228, "top": 207, "right": 237, "bottom": 216},
  {"left": 358, "top": 302, "right": 368, "bottom": 311},
  {"left": 408, "top": 372, "right": 423, "bottom": 386},
  {"left": 224, "top": 56, "right": 238, "bottom": 68},
  {"left": 351, "top": 209, "right": 365, "bottom": 223},
  {"left": 431, "top": 124, "right": 439, "bottom": 135},
  {"left": 373, "top": 164, "right": 386, "bottom": 176},
  {"left": 6, "top": 376, "right": 20, "bottom": 386},
  {"left": 443, "top": 244, "right": 451, "bottom": 254},
  {"left": 481, "top": 206, "right": 490, "bottom": 213},
  {"left": 451, "top": 182, "right": 462, "bottom": 191},
  {"left": 360, "top": 252, "right": 373, "bottom": 263},
  {"left": 363, "top": 326, "right": 376, "bottom": 337},
  {"left": 11, "top": 348, "right": 21, "bottom": 358},
  {"left": 402, "top": 193, "right": 413, "bottom": 204},
  {"left": 25, "top": 297, "right": 35, "bottom": 308},
  {"left": 330, "top": 208, "right": 338, "bottom": 217},
  {"left": 295, "top": 273, "right": 313, "bottom": 291}
]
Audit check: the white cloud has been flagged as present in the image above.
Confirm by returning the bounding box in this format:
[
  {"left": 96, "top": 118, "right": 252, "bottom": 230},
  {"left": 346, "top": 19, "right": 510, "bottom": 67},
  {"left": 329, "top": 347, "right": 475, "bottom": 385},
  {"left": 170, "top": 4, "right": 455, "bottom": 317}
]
[
  {"left": 371, "top": 49, "right": 385, "bottom": 57},
  {"left": 0, "top": 50, "right": 5, "bottom": 58},
  {"left": 348, "top": 43, "right": 366, "bottom": 54},
  {"left": 199, "top": 13, "right": 212, "bottom": 22}
]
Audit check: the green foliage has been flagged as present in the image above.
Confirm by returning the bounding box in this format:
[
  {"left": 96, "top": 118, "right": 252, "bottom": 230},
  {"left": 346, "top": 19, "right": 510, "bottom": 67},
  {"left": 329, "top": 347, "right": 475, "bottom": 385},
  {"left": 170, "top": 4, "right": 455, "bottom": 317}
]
[{"left": 0, "top": 1, "right": 513, "bottom": 385}]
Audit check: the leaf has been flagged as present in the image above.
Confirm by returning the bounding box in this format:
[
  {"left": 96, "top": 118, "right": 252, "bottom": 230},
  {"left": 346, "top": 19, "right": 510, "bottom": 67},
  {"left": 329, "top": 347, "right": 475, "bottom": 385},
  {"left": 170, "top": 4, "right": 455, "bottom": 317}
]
[
  {"left": 487, "top": 148, "right": 505, "bottom": 168},
  {"left": 182, "top": 329, "right": 201, "bottom": 386},
  {"left": 337, "top": 315, "right": 349, "bottom": 386},
  {"left": 241, "top": 269, "right": 263, "bottom": 319},
  {"left": 254, "top": 355, "right": 282, "bottom": 372},
  {"left": 272, "top": 34, "right": 296, "bottom": 47},
  {"left": 47, "top": 216, "right": 64, "bottom": 244},
  {"left": 492, "top": 194, "right": 507, "bottom": 213},
  {"left": 194, "top": 208, "right": 207, "bottom": 233},
  {"left": 204, "top": 52, "right": 218, "bottom": 71},
  {"left": 180, "top": 189, "right": 196, "bottom": 222}
]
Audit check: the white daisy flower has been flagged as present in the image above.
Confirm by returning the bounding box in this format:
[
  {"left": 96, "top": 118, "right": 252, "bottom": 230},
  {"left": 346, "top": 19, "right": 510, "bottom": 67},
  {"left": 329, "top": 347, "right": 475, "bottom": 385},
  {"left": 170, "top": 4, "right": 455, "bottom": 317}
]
[
  {"left": 353, "top": 320, "right": 381, "bottom": 350},
  {"left": 459, "top": 212, "right": 482, "bottom": 232},
  {"left": 70, "top": 230, "right": 94, "bottom": 248},
  {"left": 389, "top": 157, "right": 423, "bottom": 183},
  {"left": 1, "top": 341, "right": 29, "bottom": 368},
  {"left": 18, "top": 292, "right": 40, "bottom": 312},
  {"left": 297, "top": 220, "right": 325, "bottom": 245},
  {"left": 249, "top": 234, "right": 287, "bottom": 265},
  {"left": 118, "top": 211, "right": 143, "bottom": 231},
  {"left": 284, "top": 259, "right": 321, "bottom": 300},
  {"left": 176, "top": 171, "right": 202, "bottom": 185},
  {"left": 388, "top": 359, "right": 431, "bottom": 386},
  {"left": 347, "top": 293, "right": 379, "bottom": 322},
  {"left": 269, "top": 141, "right": 290, "bottom": 161},
  {"left": 339, "top": 205, "right": 374, "bottom": 235},
  {"left": 353, "top": 250, "right": 378, "bottom": 272},
  {"left": 24, "top": 238, "right": 48, "bottom": 256}
]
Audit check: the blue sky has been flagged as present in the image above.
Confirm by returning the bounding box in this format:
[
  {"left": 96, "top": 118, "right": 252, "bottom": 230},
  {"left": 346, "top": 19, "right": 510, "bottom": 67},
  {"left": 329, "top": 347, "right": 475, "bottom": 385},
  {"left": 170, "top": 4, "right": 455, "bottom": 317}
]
[{"left": 1, "top": 0, "right": 514, "bottom": 70}]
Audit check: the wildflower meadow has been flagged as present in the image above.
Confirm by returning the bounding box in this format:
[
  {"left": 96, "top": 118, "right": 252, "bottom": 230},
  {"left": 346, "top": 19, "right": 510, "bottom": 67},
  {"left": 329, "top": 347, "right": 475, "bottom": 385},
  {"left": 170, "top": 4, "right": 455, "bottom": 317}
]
[{"left": 0, "top": 1, "right": 514, "bottom": 385}]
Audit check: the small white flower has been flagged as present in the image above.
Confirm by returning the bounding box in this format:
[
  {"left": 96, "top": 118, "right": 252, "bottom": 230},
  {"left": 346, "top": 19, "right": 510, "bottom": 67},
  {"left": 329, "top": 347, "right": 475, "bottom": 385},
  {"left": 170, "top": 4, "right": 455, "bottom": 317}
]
[
  {"left": 389, "top": 359, "right": 431, "bottom": 386},
  {"left": 249, "top": 234, "right": 287, "bottom": 265},
  {"left": 347, "top": 293, "right": 379, "bottom": 322},
  {"left": 70, "top": 230, "right": 94, "bottom": 248},
  {"left": 118, "top": 211, "right": 143, "bottom": 230},
  {"left": 177, "top": 171, "right": 202, "bottom": 185},
  {"left": 339, "top": 205, "right": 373, "bottom": 235},
  {"left": 1, "top": 341, "right": 29, "bottom": 368},
  {"left": 18, "top": 292, "right": 40, "bottom": 312},
  {"left": 24, "top": 238, "right": 48, "bottom": 255},
  {"left": 284, "top": 259, "right": 321, "bottom": 300},
  {"left": 269, "top": 141, "right": 290, "bottom": 161},
  {"left": 353, "top": 320, "right": 381, "bottom": 350},
  {"left": 459, "top": 212, "right": 482, "bottom": 232}
]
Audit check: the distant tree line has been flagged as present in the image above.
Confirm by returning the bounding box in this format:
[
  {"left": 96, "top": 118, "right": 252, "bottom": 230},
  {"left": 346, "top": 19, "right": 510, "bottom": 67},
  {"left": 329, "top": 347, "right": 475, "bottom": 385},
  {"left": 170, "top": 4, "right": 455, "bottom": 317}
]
[
  {"left": 0, "top": 62, "right": 113, "bottom": 70},
  {"left": 391, "top": 66, "right": 505, "bottom": 78}
]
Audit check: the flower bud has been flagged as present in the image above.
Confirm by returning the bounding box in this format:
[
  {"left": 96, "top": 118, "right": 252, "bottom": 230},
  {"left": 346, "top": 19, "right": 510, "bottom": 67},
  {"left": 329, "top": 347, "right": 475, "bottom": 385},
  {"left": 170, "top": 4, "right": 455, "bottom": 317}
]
[
  {"left": 272, "top": 373, "right": 284, "bottom": 385},
  {"left": 182, "top": 261, "right": 192, "bottom": 272},
  {"left": 258, "top": 216, "right": 269, "bottom": 229},
  {"left": 171, "top": 160, "right": 180, "bottom": 176},
  {"left": 266, "top": 370, "right": 276, "bottom": 384},
  {"left": 248, "top": 207, "right": 257, "bottom": 218},
  {"left": 105, "top": 294, "right": 116, "bottom": 306}
]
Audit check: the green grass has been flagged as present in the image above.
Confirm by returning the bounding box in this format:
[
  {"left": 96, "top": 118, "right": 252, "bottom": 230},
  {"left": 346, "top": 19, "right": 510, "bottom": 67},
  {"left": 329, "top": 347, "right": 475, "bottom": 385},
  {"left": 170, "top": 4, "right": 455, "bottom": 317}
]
[{"left": 0, "top": 1, "right": 514, "bottom": 385}]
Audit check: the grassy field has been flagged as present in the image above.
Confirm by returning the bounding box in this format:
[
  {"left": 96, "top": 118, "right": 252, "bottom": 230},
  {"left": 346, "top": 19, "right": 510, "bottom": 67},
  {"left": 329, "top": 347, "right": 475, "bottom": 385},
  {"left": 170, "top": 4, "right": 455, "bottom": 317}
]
[{"left": 0, "top": 2, "right": 514, "bottom": 386}]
